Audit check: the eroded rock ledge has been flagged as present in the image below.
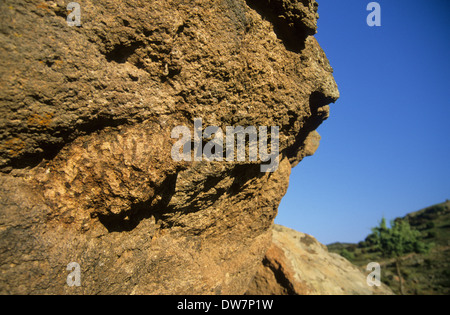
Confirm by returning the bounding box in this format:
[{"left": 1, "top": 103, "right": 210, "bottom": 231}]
[{"left": 0, "top": 0, "right": 338, "bottom": 294}]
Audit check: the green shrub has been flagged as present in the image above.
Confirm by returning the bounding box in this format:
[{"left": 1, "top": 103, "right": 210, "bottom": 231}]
[
  {"left": 426, "top": 222, "right": 436, "bottom": 229},
  {"left": 358, "top": 241, "right": 367, "bottom": 248},
  {"left": 340, "top": 249, "right": 355, "bottom": 261}
]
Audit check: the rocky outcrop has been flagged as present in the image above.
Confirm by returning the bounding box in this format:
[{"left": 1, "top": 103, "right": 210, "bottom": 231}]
[
  {"left": 247, "top": 225, "right": 394, "bottom": 295},
  {"left": 0, "top": 0, "right": 338, "bottom": 294}
]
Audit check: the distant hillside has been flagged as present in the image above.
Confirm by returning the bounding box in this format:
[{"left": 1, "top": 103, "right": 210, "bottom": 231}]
[{"left": 328, "top": 200, "right": 450, "bottom": 295}]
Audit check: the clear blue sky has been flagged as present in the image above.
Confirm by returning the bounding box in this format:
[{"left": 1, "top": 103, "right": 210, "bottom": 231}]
[{"left": 275, "top": 0, "right": 450, "bottom": 245}]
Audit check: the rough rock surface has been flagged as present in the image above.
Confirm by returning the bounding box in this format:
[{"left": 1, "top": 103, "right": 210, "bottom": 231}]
[
  {"left": 246, "top": 225, "right": 394, "bottom": 295},
  {"left": 0, "top": 0, "right": 338, "bottom": 294}
]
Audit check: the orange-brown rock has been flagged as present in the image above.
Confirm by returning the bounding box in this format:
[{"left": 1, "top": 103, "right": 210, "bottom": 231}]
[{"left": 0, "top": 0, "right": 338, "bottom": 294}]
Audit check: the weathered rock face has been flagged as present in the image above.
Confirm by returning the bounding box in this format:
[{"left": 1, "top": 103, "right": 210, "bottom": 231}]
[
  {"left": 0, "top": 0, "right": 338, "bottom": 294},
  {"left": 246, "top": 225, "right": 394, "bottom": 295}
]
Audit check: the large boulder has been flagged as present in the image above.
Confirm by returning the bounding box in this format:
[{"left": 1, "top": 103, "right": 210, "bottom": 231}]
[{"left": 0, "top": 0, "right": 338, "bottom": 294}]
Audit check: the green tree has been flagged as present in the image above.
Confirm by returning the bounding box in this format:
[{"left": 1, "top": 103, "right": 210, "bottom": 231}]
[{"left": 371, "top": 218, "right": 431, "bottom": 295}]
